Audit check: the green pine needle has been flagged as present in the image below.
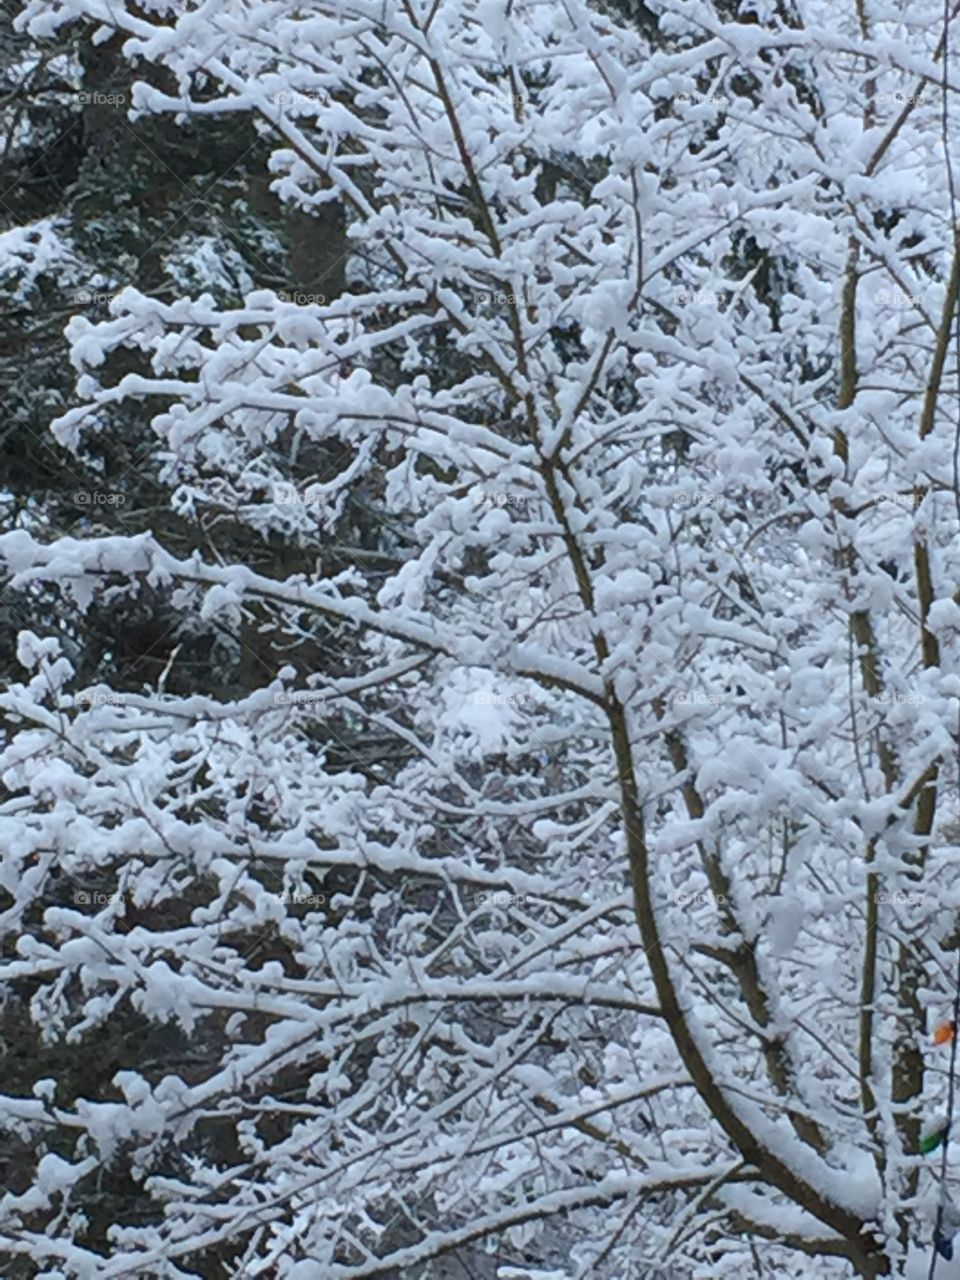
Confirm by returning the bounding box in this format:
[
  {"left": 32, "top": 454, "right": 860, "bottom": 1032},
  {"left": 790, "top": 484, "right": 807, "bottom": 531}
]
[{"left": 921, "top": 1125, "right": 950, "bottom": 1155}]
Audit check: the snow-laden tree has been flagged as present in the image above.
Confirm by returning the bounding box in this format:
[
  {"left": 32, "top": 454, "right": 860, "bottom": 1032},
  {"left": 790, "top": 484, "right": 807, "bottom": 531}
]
[{"left": 3, "top": 0, "right": 960, "bottom": 1274}]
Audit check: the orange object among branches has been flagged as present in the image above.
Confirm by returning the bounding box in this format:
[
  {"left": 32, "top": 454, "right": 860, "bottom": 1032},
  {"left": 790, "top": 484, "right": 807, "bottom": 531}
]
[{"left": 933, "top": 1021, "right": 956, "bottom": 1046}]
